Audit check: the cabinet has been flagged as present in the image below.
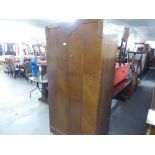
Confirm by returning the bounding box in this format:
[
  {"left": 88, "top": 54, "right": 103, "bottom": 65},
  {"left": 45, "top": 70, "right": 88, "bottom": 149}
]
[{"left": 46, "top": 19, "right": 117, "bottom": 134}]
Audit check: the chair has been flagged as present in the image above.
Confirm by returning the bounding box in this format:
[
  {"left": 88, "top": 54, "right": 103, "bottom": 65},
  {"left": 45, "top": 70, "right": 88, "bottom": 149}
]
[
  {"left": 6, "top": 58, "right": 15, "bottom": 78},
  {"left": 14, "top": 65, "right": 20, "bottom": 78},
  {"left": 19, "top": 65, "right": 26, "bottom": 78},
  {"left": 23, "top": 59, "right": 32, "bottom": 80}
]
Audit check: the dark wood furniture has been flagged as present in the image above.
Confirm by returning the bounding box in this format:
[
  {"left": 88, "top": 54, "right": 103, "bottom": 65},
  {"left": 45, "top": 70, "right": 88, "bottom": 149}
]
[
  {"left": 37, "top": 61, "right": 48, "bottom": 102},
  {"left": 37, "top": 60, "right": 47, "bottom": 77},
  {"left": 113, "top": 73, "right": 138, "bottom": 101},
  {"left": 46, "top": 19, "right": 117, "bottom": 134},
  {"left": 128, "top": 51, "right": 149, "bottom": 77},
  {"left": 146, "top": 87, "right": 155, "bottom": 135},
  {"left": 112, "top": 77, "right": 133, "bottom": 98}
]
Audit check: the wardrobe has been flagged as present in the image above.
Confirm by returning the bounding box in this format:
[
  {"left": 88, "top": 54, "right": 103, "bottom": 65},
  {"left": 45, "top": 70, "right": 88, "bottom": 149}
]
[{"left": 46, "top": 19, "right": 117, "bottom": 134}]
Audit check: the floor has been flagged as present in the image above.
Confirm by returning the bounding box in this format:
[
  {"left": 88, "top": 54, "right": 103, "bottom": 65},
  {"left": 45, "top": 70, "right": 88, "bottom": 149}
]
[
  {"left": 109, "top": 69, "right": 155, "bottom": 135},
  {"left": 0, "top": 70, "right": 51, "bottom": 135},
  {"left": 0, "top": 67, "right": 154, "bottom": 135}
]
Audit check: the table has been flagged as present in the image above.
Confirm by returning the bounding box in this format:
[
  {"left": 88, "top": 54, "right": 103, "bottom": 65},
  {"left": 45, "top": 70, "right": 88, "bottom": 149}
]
[
  {"left": 29, "top": 75, "right": 48, "bottom": 102},
  {"left": 37, "top": 61, "right": 48, "bottom": 102}
]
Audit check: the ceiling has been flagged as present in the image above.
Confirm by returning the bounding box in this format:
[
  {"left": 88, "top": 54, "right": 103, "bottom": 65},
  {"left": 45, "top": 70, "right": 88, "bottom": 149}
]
[
  {"left": 105, "top": 19, "right": 155, "bottom": 42},
  {"left": 0, "top": 19, "right": 52, "bottom": 42},
  {"left": 7, "top": 19, "right": 54, "bottom": 28},
  {"left": 1, "top": 19, "right": 155, "bottom": 42},
  {"left": 25, "top": 19, "right": 155, "bottom": 42}
]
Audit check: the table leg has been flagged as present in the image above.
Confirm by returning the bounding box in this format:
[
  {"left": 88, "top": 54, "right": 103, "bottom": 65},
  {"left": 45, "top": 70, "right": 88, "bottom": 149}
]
[
  {"left": 30, "top": 82, "right": 39, "bottom": 98},
  {"left": 38, "top": 83, "right": 48, "bottom": 103}
]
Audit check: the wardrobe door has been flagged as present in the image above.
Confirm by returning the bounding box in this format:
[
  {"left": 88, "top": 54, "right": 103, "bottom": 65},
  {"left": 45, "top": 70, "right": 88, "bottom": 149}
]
[
  {"left": 46, "top": 27, "right": 69, "bottom": 134},
  {"left": 67, "top": 26, "right": 83, "bottom": 134}
]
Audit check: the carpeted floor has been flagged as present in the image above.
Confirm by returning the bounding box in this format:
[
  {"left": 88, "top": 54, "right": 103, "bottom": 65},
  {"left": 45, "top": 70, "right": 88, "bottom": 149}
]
[{"left": 108, "top": 69, "right": 155, "bottom": 135}]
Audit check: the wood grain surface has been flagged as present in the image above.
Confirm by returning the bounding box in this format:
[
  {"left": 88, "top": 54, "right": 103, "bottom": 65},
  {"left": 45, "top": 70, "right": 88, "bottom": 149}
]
[{"left": 46, "top": 19, "right": 117, "bottom": 134}]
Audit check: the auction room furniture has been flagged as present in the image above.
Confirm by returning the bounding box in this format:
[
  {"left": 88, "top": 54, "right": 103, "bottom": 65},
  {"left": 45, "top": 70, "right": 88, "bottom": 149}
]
[
  {"left": 37, "top": 60, "right": 47, "bottom": 77},
  {"left": 29, "top": 75, "right": 48, "bottom": 99},
  {"left": 37, "top": 60, "right": 48, "bottom": 102},
  {"left": 46, "top": 19, "right": 117, "bottom": 134},
  {"left": 112, "top": 77, "right": 133, "bottom": 98},
  {"left": 146, "top": 87, "right": 155, "bottom": 135}
]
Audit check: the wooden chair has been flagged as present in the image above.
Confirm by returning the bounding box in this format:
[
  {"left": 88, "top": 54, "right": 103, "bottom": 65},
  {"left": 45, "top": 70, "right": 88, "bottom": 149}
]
[
  {"left": 23, "top": 60, "right": 32, "bottom": 80},
  {"left": 6, "top": 58, "right": 15, "bottom": 78}
]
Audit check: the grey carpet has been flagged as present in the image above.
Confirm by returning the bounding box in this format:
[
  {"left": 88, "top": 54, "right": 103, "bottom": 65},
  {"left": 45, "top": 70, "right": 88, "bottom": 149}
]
[{"left": 108, "top": 69, "right": 155, "bottom": 135}]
